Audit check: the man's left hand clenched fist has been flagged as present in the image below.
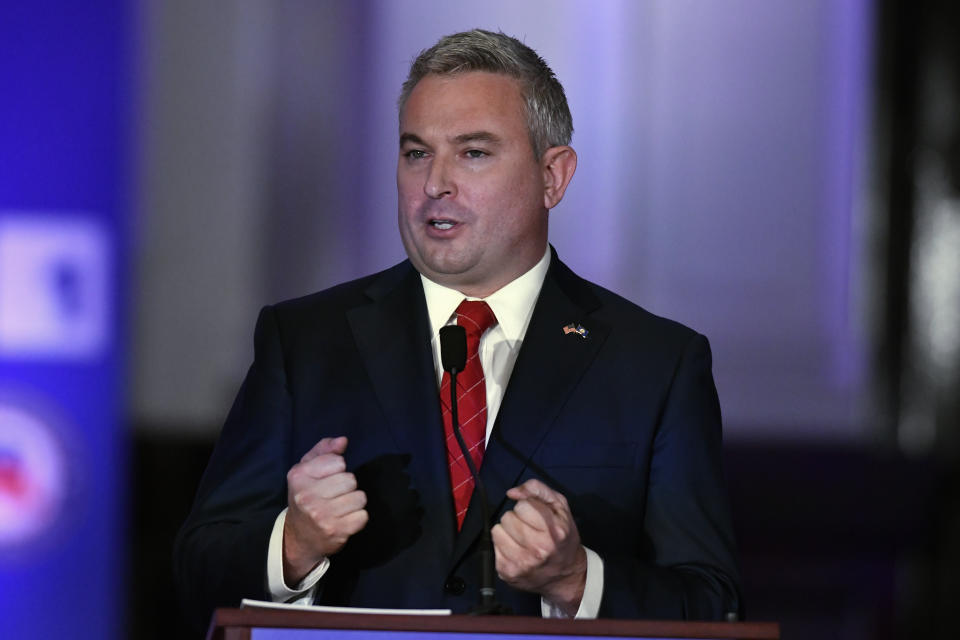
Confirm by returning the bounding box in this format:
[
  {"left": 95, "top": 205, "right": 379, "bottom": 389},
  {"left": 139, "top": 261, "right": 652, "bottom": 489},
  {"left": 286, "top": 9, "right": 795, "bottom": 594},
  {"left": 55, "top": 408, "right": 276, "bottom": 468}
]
[{"left": 491, "top": 478, "right": 587, "bottom": 616}]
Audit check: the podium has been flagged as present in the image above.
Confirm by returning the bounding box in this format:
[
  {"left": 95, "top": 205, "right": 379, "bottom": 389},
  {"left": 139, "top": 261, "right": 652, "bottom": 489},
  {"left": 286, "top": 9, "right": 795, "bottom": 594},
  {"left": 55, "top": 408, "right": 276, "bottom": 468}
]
[{"left": 206, "top": 608, "right": 780, "bottom": 640}]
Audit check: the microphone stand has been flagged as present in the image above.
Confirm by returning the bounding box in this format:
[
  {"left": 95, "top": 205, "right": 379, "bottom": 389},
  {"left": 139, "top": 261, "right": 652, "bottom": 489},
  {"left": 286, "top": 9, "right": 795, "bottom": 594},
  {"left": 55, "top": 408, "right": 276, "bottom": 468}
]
[{"left": 445, "top": 328, "right": 511, "bottom": 615}]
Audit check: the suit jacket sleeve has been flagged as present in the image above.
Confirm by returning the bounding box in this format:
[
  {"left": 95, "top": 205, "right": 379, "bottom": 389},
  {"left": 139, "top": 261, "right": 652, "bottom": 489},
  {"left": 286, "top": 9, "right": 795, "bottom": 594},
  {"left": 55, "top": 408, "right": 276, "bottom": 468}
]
[
  {"left": 598, "top": 332, "right": 741, "bottom": 619},
  {"left": 173, "top": 305, "right": 292, "bottom": 631}
]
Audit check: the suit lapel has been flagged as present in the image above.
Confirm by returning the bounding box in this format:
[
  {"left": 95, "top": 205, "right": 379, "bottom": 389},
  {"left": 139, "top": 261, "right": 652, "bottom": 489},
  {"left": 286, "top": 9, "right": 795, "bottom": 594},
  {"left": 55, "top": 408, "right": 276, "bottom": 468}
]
[
  {"left": 346, "top": 262, "right": 456, "bottom": 552},
  {"left": 452, "top": 252, "right": 609, "bottom": 566}
]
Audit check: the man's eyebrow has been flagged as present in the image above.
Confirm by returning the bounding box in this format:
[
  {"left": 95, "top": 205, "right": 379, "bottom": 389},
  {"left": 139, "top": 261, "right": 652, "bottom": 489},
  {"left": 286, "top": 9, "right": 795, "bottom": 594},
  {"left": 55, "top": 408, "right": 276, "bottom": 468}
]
[
  {"left": 452, "top": 131, "right": 501, "bottom": 145},
  {"left": 399, "top": 131, "right": 503, "bottom": 148},
  {"left": 399, "top": 132, "right": 426, "bottom": 148}
]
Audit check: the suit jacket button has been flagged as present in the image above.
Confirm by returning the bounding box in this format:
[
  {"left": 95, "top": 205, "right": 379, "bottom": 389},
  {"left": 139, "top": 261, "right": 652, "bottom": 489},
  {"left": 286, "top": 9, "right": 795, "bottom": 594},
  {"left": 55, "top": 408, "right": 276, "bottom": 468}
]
[{"left": 444, "top": 576, "right": 466, "bottom": 595}]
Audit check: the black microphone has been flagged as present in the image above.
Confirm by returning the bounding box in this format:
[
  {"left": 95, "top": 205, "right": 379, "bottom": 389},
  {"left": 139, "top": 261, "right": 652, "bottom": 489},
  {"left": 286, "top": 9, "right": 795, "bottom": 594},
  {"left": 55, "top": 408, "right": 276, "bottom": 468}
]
[
  {"left": 440, "top": 325, "right": 467, "bottom": 375},
  {"left": 439, "top": 325, "right": 510, "bottom": 615}
]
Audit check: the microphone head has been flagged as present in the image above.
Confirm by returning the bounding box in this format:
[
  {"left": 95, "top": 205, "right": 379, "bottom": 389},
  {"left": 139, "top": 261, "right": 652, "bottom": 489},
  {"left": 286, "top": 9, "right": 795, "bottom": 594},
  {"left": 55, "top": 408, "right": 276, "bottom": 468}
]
[{"left": 440, "top": 325, "right": 467, "bottom": 373}]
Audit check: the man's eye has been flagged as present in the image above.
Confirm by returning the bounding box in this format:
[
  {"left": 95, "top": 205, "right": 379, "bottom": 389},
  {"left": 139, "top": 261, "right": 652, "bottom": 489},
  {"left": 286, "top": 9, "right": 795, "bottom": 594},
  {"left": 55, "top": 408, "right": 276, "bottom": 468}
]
[
  {"left": 465, "top": 149, "right": 487, "bottom": 159},
  {"left": 405, "top": 149, "right": 427, "bottom": 160}
]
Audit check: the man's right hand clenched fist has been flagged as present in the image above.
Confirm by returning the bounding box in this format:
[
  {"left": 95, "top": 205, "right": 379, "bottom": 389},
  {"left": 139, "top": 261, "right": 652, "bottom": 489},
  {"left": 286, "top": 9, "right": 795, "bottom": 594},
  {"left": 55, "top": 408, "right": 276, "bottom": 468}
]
[{"left": 282, "top": 436, "right": 368, "bottom": 585}]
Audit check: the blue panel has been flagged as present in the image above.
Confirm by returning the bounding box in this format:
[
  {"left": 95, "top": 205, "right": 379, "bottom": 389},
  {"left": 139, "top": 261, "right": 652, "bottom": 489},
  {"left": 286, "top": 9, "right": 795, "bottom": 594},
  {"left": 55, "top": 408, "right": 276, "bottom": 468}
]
[
  {"left": 252, "top": 629, "right": 672, "bottom": 640},
  {"left": 0, "top": 2, "right": 133, "bottom": 639}
]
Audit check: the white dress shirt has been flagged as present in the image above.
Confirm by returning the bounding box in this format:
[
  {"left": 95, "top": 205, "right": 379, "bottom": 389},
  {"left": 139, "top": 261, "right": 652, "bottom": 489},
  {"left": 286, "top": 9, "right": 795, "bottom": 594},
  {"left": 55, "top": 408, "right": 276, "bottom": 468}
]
[{"left": 266, "top": 248, "right": 603, "bottom": 617}]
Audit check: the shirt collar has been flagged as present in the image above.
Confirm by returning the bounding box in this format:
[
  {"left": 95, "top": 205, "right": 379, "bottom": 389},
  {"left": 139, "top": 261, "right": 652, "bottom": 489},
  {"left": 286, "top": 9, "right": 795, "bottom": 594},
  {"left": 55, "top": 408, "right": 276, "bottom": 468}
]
[{"left": 420, "top": 247, "right": 551, "bottom": 342}]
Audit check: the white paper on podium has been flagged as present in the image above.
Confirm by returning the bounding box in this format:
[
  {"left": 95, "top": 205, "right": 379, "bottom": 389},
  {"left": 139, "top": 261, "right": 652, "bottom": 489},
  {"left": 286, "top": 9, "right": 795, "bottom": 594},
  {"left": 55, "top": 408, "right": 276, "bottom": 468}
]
[{"left": 240, "top": 598, "right": 452, "bottom": 616}]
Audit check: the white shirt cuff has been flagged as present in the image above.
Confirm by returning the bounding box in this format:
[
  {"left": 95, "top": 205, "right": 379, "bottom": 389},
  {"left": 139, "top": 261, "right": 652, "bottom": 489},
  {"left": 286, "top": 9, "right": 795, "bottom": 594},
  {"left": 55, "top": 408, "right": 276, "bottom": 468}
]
[
  {"left": 540, "top": 546, "right": 604, "bottom": 619},
  {"left": 266, "top": 508, "right": 329, "bottom": 604}
]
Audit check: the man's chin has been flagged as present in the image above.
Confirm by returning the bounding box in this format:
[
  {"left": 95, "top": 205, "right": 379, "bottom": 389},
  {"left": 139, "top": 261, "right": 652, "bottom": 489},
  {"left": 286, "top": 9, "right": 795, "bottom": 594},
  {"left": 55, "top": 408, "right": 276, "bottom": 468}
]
[
  {"left": 413, "top": 258, "right": 489, "bottom": 292},
  {"left": 420, "top": 263, "right": 476, "bottom": 285},
  {"left": 411, "top": 249, "right": 477, "bottom": 279}
]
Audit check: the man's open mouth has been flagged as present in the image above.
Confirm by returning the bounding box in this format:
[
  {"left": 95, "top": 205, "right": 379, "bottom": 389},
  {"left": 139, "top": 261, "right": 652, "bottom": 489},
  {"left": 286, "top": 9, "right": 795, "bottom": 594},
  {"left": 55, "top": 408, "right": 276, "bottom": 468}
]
[{"left": 429, "top": 219, "right": 456, "bottom": 230}]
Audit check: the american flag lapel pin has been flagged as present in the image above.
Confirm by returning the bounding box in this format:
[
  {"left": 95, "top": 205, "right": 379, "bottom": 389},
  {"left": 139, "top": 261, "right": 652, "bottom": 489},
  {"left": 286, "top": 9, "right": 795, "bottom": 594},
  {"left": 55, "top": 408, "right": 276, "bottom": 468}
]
[{"left": 562, "top": 323, "right": 589, "bottom": 339}]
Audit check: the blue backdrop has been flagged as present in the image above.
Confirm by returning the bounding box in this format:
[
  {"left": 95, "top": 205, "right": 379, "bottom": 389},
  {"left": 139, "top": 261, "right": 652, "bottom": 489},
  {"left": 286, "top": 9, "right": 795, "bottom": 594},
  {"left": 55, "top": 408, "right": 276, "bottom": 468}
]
[{"left": 0, "top": 2, "right": 133, "bottom": 638}]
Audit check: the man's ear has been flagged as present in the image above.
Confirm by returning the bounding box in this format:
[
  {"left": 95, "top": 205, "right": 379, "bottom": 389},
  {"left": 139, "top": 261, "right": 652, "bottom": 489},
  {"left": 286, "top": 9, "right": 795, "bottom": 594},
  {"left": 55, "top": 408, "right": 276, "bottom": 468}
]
[{"left": 541, "top": 146, "right": 578, "bottom": 209}]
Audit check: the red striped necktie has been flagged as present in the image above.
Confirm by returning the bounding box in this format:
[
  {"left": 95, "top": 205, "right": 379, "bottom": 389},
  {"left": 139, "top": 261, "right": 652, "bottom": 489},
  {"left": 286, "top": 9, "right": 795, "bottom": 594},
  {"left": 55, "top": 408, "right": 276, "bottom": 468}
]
[{"left": 439, "top": 300, "right": 498, "bottom": 530}]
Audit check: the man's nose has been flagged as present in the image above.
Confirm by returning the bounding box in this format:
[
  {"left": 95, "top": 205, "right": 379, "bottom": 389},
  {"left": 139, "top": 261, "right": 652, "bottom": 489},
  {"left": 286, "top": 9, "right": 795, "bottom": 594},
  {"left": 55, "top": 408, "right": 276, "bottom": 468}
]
[{"left": 424, "top": 156, "right": 455, "bottom": 199}]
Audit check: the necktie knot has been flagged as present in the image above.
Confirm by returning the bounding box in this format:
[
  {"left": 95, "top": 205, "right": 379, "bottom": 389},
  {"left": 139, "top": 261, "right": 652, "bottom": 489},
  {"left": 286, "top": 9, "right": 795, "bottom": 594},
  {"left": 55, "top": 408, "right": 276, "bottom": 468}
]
[{"left": 455, "top": 300, "right": 497, "bottom": 339}]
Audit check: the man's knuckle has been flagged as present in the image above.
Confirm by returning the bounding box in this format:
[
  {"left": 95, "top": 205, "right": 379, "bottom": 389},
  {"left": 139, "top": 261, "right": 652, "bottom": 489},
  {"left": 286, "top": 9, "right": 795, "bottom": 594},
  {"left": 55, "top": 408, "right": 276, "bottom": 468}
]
[{"left": 519, "top": 557, "right": 536, "bottom": 574}]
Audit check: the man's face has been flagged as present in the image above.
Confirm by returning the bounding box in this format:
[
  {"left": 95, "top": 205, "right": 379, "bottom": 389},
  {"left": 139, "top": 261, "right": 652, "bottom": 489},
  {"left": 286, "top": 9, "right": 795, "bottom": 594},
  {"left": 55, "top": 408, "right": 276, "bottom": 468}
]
[{"left": 397, "top": 72, "right": 549, "bottom": 297}]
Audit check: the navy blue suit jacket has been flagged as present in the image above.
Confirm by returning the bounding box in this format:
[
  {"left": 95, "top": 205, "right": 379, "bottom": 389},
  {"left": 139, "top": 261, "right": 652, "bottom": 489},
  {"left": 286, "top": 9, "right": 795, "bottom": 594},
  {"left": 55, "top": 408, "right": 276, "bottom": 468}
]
[{"left": 174, "top": 250, "right": 741, "bottom": 629}]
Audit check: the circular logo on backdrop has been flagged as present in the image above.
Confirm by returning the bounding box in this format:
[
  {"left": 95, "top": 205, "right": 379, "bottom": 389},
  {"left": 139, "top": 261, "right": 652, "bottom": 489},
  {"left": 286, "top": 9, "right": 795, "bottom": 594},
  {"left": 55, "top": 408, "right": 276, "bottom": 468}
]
[{"left": 0, "top": 402, "right": 69, "bottom": 548}]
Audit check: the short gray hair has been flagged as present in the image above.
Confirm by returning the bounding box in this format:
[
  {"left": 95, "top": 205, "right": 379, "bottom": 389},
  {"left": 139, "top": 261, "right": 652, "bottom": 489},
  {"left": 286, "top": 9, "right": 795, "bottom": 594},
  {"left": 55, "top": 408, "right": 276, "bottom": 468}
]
[{"left": 398, "top": 29, "right": 573, "bottom": 158}]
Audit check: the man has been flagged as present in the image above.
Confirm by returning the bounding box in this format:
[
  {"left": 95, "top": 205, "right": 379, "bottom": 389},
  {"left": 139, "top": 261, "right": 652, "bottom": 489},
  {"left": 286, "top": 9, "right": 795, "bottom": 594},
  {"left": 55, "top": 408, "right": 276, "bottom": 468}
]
[{"left": 175, "top": 29, "right": 741, "bottom": 632}]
